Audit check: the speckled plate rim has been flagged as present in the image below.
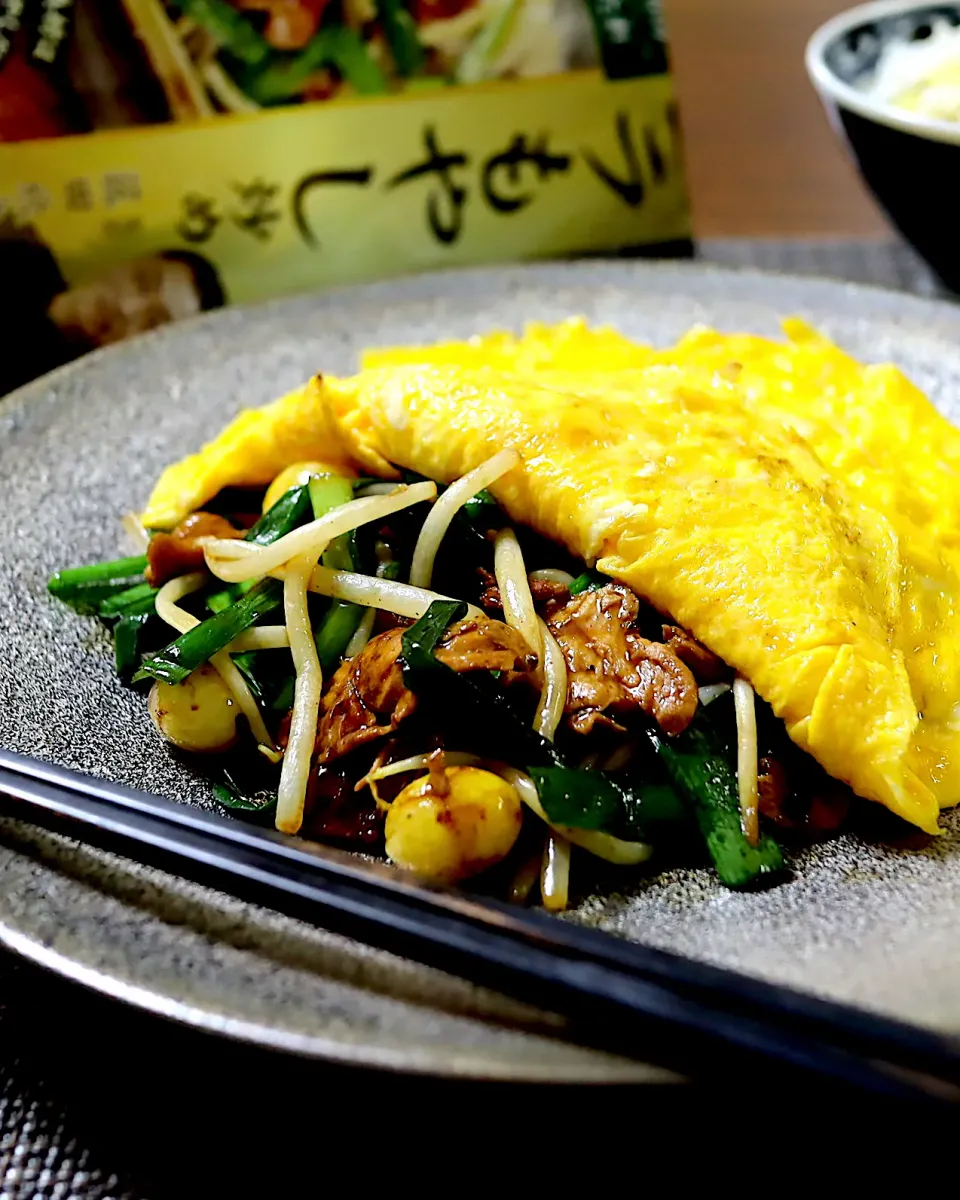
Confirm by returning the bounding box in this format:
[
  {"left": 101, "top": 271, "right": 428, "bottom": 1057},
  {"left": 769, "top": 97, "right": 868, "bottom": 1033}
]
[
  {"left": 0, "top": 925, "right": 674, "bottom": 1083},
  {"left": 3, "top": 257, "right": 960, "bottom": 1078},
  {"left": 6, "top": 255, "right": 960, "bottom": 417}
]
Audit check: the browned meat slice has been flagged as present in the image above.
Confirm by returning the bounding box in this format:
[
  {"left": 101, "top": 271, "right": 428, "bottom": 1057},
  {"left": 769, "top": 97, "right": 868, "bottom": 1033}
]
[
  {"left": 304, "top": 763, "right": 384, "bottom": 846},
  {"left": 546, "top": 584, "right": 698, "bottom": 736},
  {"left": 758, "top": 755, "right": 790, "bottom": 826},
  {"left": 477, "top": 567, "right": 570, "bottom": 612},
  {"left": 661, "top": 624, "right": 732, "bottom": 684},
  {"left": 316, "top": 614, "right": 536, "bottom": 763},
  {"left": 145, "top": 512, "right": 245, "bottom": 587},
  {"left": 806, "top": 789, "right": 851, "bottom": 833},
  {"left": 316, "top": 629, "right": 415, "bottom": 764},
  {"left": 435, "top": 613, "right": 538, "bottom": 674},
  {"left": 758, "top": 754, "right": 851, "bottom": 834}
]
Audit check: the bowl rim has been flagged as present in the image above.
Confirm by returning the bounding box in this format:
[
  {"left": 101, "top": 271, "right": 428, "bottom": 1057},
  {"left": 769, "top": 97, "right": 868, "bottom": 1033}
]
[{"left": 806, "top": 0, "right": 960, "bottom": 146}]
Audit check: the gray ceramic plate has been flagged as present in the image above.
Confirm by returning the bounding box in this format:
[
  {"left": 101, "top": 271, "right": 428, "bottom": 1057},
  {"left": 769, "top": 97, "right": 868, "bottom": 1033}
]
[{"left": 3, "top": 260, "right": 960, "bottom": 1083}]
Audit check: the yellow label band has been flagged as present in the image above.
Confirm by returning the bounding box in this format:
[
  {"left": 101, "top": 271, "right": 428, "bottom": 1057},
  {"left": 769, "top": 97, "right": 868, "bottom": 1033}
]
[{"left": 0, "top": 71, "right": 689, "bottom": 304}]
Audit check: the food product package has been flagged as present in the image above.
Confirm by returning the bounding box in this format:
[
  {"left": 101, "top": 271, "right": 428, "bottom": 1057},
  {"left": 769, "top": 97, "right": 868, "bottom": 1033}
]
[{"left": 0, "top": 0, "right": 690, "bottom": 393}]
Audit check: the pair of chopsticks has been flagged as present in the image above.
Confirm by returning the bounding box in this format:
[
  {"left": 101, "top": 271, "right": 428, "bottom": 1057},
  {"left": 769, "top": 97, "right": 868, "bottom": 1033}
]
[{"left": 1, "top": 747, "right": 959, "bottom": 1102}]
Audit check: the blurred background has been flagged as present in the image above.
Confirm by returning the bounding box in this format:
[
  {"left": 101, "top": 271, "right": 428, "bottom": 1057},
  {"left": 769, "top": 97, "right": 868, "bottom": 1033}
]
[
  {"left": 665, "top": 0, "right": 886, "bottom": 237},
  {"left": 0, "top": 0, "right": 907, "bottom": 398}
]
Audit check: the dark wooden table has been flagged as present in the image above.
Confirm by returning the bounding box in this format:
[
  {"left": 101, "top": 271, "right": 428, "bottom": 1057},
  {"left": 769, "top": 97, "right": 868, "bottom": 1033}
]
[{"left": 663, "top": 0, "right": 890, "bottom": 238}]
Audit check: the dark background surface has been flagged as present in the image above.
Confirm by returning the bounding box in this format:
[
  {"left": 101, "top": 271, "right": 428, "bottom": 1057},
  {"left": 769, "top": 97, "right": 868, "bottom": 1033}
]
[{"left": 0, "top": 238, "right": 950, "bottom": 1197}]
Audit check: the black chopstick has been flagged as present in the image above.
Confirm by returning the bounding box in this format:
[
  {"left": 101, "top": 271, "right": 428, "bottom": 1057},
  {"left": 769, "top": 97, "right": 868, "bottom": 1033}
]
[{"left": 1, "top": 748, "right": 959, "bottom": 1103}]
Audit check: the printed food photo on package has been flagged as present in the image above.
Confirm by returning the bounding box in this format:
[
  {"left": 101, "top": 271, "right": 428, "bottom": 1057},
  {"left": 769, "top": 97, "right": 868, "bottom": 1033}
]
[{"left": 0, "top": 0, "right": 690, "bottom": 394}]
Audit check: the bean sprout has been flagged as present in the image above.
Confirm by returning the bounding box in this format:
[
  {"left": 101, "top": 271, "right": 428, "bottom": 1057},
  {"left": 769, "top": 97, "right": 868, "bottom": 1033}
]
[
  {"left": 154, "top": 574, "right": 273, "bottom": 749},
  {"left": 541, "top": 835, "right": 570, "bottom": 912},
  {"left": 344, "top": 607, "right": 377, "bottom": 659},
  {"left": 699, "top": 682, "right": 731, "bottom": 706},
  {"left": 364, "top": 752, "right": 652, "bottom": 867},
  {"left": 204, "top": 482, "right": 436, "bottom": 583},
  {"left": 494, "top": 526, "right": 542, "bottom": 663},
  {"left": 733, "top": 676, "right": 759, "bottom": 846},
  {"left": 534, "top": 619, "right": 567, "bottom": 742},
  {"left": 304, "top": 564, "right": 484, "bottom": 622},
  {"left": 529, "top": 568, "right": 575, "bottom": 587},
  {"left": 275, "top": 554, "right": 324, "bottom": 834},
  {"left": 227, "top": 626, "right": 290, "bottom": 652},
  {"left": 409, "top": 449, "right": 519, "bottom": 588}
]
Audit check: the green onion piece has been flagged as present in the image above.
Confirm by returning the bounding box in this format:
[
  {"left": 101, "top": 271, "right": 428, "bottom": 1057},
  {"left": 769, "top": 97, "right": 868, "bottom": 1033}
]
[
  {"left": 460, "top": 488, "right": 502, "bottom": 531},
  {"left": 528, "top": 764, "right": 626, "bottom": 831},
  {"left": 246, "top": 484, "right": 314, "bottom": 546},
  {"left": 529, "top": 764, "right": 686, "bottom": 842},
  {"left": 48, "top": 554, "right": 147, "bottom": 600},
  {"left": 98, "top": 581, "right": 159, "bottom": 618},
  {"left": 207, "top": 484, "right": 313, "bottom": 612},
  {"left": 645, "top": 711, "right": 785, "bottom": 889},
  {"left": 207, "top": 590, "right": 234, "bottom": 615},
  {"left": 133, "top": 579, "right": 282, "bottom": 686},
  {"left": 110, "top": 591, "right": 160, "bottom": 619},
  {"left": 313, "top": 560, "right": 401, "bottom": 672},
  {"left": 270, "top": 676, "right": 296, "bottom": 713},
  {"left": 213, "top": 781, "right": 277, "bottom": 813},
  {"left": 402, "top": 599, "right": 560, "bottom": 767},
  {"left": 401, "top": 598, "right": 467, "bottom": 666},
  {"left": 308, "top": 473, "right": 364, "bottom": 669},
  {"left": 114, "top": 611, "right": 152, "bottom": 680},
  {"left": 569, "top": 568, "right": 608, "bottom": 596},
  {"left": 308, "top": 473, "right": 354, "bottom": 523},
  {"left": 315, "top": 601, "right": 365, "bottom": 672}
]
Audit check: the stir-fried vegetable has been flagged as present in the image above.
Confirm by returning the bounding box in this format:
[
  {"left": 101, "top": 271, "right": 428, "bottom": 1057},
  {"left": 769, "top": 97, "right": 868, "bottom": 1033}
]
[
  {"left": 308, "top": 474, "right": 355, "bottom": 527},
  {"left": 48, "top": 554, "right": 149, "bottom": 613},
  {"left": 213, "top": 779, "right": 277, "bottom": 814},
  {"left": 134, "top": 578, "right": 282, "bottom": 686},
  {"left": 48, "top": 455, "right": 794, "bottom": 905},
  {"left": 307, "top": 475, "right": 367, "bottom": 668},
  {"left": 410, "top": 450, "right": 519, "bottom": 589},
  {"left": 114, "top": 611, "right": 152, "bottom": 680},
  {"left": 401, "top": 600, "right": 690, "bottom": 845},
  {"left": 402, "top": 469, "right": 503, "bottom": 550},
  {"left": 384, "top": 765, "right": 523, "bottom": 885},
  {"left": 135, "top": 484, "right": 318, "bottom": 685},
  {"left": 98, "top": 581, "right": 160, "bottom": 618},
  {"left": 245, "top": 484, "right": 315, "bottom": 546},
  {"left": 401, "top": 599, "right": 556, "bottom": 761},
  {"left": 645, "top": 704, "right": 785, "bottom": 889},
  {"left": 206, "top": 482, "right": 313, "bottom": 613},
  {"left": 275, "top": 470, "right": 359, "bottom": 835},
  {"left": 568, "top": 568, "right": 609, "bottom": 596}
]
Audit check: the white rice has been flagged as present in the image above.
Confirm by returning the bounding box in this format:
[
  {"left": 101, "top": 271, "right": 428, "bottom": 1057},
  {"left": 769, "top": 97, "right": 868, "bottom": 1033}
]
[{"left": 859, "top": 17, "right": 960, "bottom": 119}]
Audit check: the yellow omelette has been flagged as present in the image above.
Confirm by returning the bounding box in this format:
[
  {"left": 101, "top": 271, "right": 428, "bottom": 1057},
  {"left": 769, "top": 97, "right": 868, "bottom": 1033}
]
[{"left": 142, "top": 318, "right": 960, "bottom": 836}]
